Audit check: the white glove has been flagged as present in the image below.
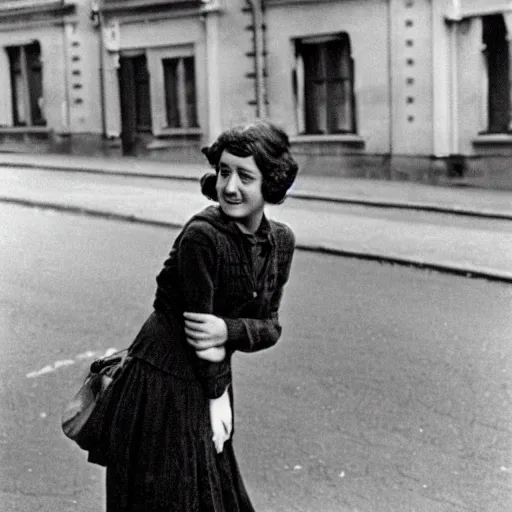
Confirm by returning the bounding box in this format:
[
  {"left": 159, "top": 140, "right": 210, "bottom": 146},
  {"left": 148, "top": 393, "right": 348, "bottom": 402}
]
[{"left": 209, "top": 387, "right": 232, "bottom": 454}]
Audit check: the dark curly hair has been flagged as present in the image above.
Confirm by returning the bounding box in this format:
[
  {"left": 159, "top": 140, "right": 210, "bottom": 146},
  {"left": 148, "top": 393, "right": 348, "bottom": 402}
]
[{"left": 200, "top": 120, "right": 299, "bottom": 204}]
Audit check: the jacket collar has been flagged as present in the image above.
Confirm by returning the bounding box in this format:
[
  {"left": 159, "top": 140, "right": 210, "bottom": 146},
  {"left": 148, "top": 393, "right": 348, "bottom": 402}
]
[
  {"left": 190, "top": 205, "right": 275, "bottom": 247},
  {"left": 215, "top": 206, "right": 273, "bottom": 244}
]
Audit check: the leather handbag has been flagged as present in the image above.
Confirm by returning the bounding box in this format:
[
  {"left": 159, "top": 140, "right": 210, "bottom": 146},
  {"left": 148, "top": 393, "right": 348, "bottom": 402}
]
[{"left": 61, "top": 349, "right": 131, "bottom": 451}]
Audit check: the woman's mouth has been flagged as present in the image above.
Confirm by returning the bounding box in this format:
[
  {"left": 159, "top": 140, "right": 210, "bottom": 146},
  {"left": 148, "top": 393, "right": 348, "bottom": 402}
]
[{"left": 223, "top": 197, "right": 243, "bottom": 205}]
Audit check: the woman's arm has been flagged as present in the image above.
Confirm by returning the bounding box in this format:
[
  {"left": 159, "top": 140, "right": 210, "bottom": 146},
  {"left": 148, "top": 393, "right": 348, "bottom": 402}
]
[
  {"left": 224, "top": 226, "right": 295, "bottom": 353},
  {"left": 222, "top": 273, "right": 289, "bottom": 353},
  {"left": 188, "top": 228, "right": 296, "bottom": 354},
  {"left": 185, "top": 271, "right": 292, "bottom": 354},
  {"left": 178, "top": 221, "right": 231, "bottom": 399}
]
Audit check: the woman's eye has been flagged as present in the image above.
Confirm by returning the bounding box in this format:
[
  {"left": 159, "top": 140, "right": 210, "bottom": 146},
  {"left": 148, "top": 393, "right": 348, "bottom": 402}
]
[
  {"left": 219, "top": 168, "right": 230, "bottom": 177},
  {"left": 239, "top": 174, "right": 253, "bottom": 183}
]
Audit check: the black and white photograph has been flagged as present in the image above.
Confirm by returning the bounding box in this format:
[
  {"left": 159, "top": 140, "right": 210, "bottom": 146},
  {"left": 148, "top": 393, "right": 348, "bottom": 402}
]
[{"left": 0, "top": 1, "right": 511, "bottom": 511}]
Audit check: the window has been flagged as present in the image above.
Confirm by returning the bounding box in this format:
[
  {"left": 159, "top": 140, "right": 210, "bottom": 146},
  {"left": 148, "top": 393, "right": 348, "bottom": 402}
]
[
  {"left": 6, "top": 42, "right": 45, "bottom": 126},
  {"left": 295, "top": 34, "right": 355, "bottom": 135},
  {"left": 482, "top": 15, "right": 510, "bottom": 133},
  {"left": 162, "top": 56, "right": 198, "bottom": 129}
]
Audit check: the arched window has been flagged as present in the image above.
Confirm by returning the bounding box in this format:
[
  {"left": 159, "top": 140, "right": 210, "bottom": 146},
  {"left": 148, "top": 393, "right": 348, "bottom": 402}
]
[
  {"left": 294, "top": 33, "right": 356, "bottom": 135},
  {"left": 482, "top": 14, "right": 510, "bottom": 133}
]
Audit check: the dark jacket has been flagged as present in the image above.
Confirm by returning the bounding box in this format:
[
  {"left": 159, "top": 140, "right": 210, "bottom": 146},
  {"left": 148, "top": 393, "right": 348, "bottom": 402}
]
[{"left": 128, "top": 205, "right": 295, "bottom": 398}]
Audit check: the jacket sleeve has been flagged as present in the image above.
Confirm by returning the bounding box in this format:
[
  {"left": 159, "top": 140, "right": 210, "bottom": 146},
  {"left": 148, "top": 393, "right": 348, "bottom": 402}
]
[
  {"left": 178, "top": 221, "right": 231, "bottom": 399},
  {"left": 223, "top": 228, "right": 295, "bottom": 353}
]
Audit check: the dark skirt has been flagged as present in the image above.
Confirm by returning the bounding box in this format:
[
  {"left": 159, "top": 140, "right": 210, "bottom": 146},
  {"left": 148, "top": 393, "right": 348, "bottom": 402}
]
[{"left": 99, "top": 357, "right": 256, "bottom": 512}]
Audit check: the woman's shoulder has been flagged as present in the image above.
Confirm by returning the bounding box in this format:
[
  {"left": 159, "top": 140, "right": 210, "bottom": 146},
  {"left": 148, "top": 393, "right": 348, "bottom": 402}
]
[
  {"left": 181, "top": 206, "right": 222, "bottom": 242},
  {"left": 270, "top": 220, "right": 295, "bottom": 281},
  {"left": 269, "top": 219, "right": 296, "bottom": 249}
]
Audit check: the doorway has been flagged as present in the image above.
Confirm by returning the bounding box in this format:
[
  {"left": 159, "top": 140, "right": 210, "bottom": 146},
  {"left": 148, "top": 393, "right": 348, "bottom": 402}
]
[
  {"left": 118, "top": 54, "right": 152, "bottom": 155},
  {"left": 483, "top": 15, "right": 510, "bottom": 133}
]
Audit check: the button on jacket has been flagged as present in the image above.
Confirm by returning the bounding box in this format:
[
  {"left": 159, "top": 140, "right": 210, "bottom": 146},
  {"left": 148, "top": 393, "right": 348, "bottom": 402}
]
[{"left": 128, "top": 205, "right": 296, "bottom": 398}]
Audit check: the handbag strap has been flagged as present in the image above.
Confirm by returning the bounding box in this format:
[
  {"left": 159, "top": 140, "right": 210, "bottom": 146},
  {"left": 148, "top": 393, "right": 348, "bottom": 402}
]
[{"left": 90, "top": 348, "right": 129, "bottom": 374}]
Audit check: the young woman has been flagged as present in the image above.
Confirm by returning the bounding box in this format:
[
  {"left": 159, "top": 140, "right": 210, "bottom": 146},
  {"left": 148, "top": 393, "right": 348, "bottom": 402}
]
[{"left": 95, "top": 120, "right": 298, "bottom": 511}]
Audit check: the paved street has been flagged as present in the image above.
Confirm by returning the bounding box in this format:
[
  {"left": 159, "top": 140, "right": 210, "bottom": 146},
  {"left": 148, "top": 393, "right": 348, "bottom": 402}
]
[
  {"left": 1, "top": 166, "right": 511, "bottom": 281},
  {"left": 1, "top": 203, "right": 511, "bottom": 512},
  {"left": 2, "top": 153, "right": 512, "bottom": 217}
]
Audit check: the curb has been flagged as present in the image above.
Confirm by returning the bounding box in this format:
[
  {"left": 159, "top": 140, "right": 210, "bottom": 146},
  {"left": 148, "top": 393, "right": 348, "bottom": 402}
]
[
  {"left": 295, "top": 244, "right": 512, "bottom": 284},
  {"left": 0, "top": 161, "right": 198, "bottom": 183},
  {"left": 2, "top": 196, "right": 511, "bottom": 284},
  {"left": 2, "top": 161, "right": 511, "bottom": 221},
  {"left": 289, "top": 192, "right": 512, "bottom": 221},
  {"left": 0, "top": 197, "right": 183, "bottom": 231}
]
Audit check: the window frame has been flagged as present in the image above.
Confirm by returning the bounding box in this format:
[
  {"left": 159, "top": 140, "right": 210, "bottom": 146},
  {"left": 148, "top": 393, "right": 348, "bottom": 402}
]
[
  {"left": 6, "top": 41, "right": 46, "bottom": 127},
  {"left": 294, "top": 33, "right": 356, "bottom": 136},
  {"left": 162, "top": 55, "right": 198, "bottom": 130},
  {"left": 147, "top": 44, "right": 201, "bottom": 137}
]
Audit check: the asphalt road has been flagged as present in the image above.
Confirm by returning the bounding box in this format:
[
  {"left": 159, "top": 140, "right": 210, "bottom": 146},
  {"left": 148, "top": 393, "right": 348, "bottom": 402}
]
[
  {"left": 0, "top": 203, "right": 511, "bottom": 512},
  {"left": 2, "top": 167, "right": 511, "bottom": 281},
  {"left": 1, "top": 166, "right": 511, "bottom": 232}
]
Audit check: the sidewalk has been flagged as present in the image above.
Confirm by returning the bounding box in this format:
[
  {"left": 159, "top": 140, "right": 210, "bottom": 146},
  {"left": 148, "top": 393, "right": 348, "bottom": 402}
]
[
  {"left": 0, "top": 153, "right": 511, "bottom": 283},
  {"left": 1, "top": 152, "right": 512, "bottom": 220}
]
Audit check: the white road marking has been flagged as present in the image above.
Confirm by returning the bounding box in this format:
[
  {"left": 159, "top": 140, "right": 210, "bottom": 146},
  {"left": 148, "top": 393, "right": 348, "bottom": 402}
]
[
  {"left": 75, "top": 350, "right": 96, "bottom": 360},
  {"left": 26, "top": 348, "right": 118, "bottom": 379},
  {"left": 26, "top": 365, "right": 54, "bottom": 379},
  {"left": 54, "top": 360, "right": 75, "bottom": 369}
]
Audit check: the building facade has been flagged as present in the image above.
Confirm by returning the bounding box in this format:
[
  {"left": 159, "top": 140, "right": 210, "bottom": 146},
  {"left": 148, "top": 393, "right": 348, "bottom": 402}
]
[
  {"left": 0, "top": 0, "right": 511, "bottom": 188},
  {"left": 0, "top": 0, "right": 105, "bottom": 154}
]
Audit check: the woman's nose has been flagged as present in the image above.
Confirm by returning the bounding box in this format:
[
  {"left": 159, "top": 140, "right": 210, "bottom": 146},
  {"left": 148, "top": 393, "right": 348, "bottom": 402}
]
[{"left": 224, "top": 173, "right": 239, "bottom": 193}]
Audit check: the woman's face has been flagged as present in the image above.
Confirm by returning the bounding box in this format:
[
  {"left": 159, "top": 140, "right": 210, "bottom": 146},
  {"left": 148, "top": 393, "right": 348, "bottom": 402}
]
[{"left": 216, "top": 150, "right": 265, "bottom": 232}]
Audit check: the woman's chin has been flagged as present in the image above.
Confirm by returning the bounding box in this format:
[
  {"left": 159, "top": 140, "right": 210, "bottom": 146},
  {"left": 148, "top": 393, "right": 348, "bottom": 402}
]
[{"left": 220, "top": 202, "right": 246, "bottom": 218}]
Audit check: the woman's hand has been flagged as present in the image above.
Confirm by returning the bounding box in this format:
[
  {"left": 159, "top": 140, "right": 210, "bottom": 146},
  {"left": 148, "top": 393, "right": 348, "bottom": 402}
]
[
  {"left": 195, "top": 346, "right": 226, "bottom": 362},
  {"left": 209, "top": 387, "right": 232, "bottom": 454},
  {"left": 184, "top": 312, "right": 228, "bottom": 351}
]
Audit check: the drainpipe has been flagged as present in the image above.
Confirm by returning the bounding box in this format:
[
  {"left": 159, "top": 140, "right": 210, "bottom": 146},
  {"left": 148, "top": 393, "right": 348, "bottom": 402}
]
[
  {"left": 247, "top": 0, "right": 266, "bottom": 118},
  {"left": 450, "top": 0, "right": 460, "bottom": 155},
  {"left": 201, "top": 0, "right": 222, "bottom": 140},
  {"left": 92, "top": 0, "right": 106, "bottom": 137},
  {"left": 387, "top": 0, "right": 393, "bottom": 169}
]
